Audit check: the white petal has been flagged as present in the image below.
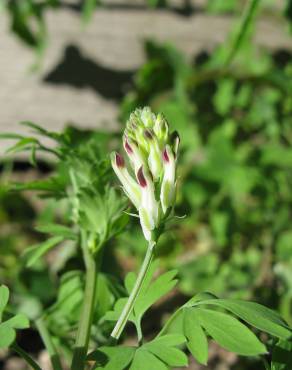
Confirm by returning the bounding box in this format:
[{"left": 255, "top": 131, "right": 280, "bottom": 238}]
[
  {"left": 139, "top": 207, "right": 152, "bottom": 241},
  {"left": 112, "top": 161, "right": 141, "bottom": 209}
]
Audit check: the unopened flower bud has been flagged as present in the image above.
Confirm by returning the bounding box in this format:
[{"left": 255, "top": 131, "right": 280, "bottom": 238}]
[
  {"left": 160, "top": 145, "right": 176, "bottom": 214},
  {"left": 137, "top": 166, "right": 159, "bottom": 241},
  {"left": 123, "top": 136, "right": 146, "bottom": 173},
  {"left": 170, "top": 131, "right": 180, "bottom": 157},
  {"left": 154, "top": 113, "right": 169, "bottom": 144},
  {"left": 111, "top": 152, "right": 141, "bottom": 209},
  {"left": 143, "top": 130, "right": 163, "bottom": 181},
  {"left": 137, "top": 166, "right": 148, "bottom": 188},
  {"left": 140, "top": 107, "right": 155, "bottom": 128}
]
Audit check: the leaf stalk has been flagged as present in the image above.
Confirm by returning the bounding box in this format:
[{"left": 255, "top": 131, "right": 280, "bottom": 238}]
[
  {"left": 11, "top": 342, "right": 42, "bottom": 370},
  {"left": 71, "top": 231, "right": 102, "bottom": 370},
  {"left": 35, "top": 317, "right": 63, "bottom": 370}
]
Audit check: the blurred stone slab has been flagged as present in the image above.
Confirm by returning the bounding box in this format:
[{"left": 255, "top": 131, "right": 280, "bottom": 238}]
[{"left": 0, "top": 5, "right": 291, "bottom": 155}]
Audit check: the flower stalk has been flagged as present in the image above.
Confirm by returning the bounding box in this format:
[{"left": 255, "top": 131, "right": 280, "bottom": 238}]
[{"left": 110, "top": 240, "right": 156, "bottom": 340}]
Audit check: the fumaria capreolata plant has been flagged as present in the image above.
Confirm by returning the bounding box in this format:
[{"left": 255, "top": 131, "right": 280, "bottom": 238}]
[{"left": 0, "top": 108, "right": 291, "bottom": 370}]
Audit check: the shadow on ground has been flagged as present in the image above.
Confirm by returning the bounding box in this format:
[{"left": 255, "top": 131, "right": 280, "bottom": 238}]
[{"left": 44, "top": 44, "right": 135, "bottom": 100}]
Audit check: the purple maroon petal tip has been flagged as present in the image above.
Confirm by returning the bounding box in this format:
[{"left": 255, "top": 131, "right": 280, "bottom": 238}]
[
  {"left": 137, "top": 166, "right": 147, "bottom": 187},
  {"left": 144, "top": 129, "right": 153, "bottom": 140},
  {"left": 163, "top": 148, "right": 170, "bottom": 163},
  {"left": 115, "top": 152, "right": 125, "bottom": 168},
  {"left": 172, "top": 130, "right": 180, "bottom": 141},
  {"left": 124, "top": 138, "right": 133, "bottom": 154}
]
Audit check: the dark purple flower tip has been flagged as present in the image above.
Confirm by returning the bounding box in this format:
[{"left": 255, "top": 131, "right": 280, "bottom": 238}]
[
  {"left": 144, "top": 129, "right": 153, "bottom": 140},
  {"left": 129, "top": 122, "right": 137, "bottom": 131},
  {"left": 171, "top": 131, "right": 180, "bottom": 156},
  {"left": 171, "top": 130, "right": 180, "bottom": 142},
  {"left": 115, "top": 152, "right": 125, "bottom": 168},
  {"left": 137, "top": 166, "right": 147, "bottom": 187},
  {"left": 163, "top": 148, "right": 170, "bottom": 163},
  {"left": 124, "top": 137, "right": 133, "bottom": 154}
]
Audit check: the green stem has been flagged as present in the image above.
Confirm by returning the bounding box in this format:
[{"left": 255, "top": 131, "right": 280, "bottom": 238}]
[
  {"left": 111, "top": 241, "right": 156, "bottom": 340},
  {"left": 137, "top": 322, "right": 143, "bottom": 345},
  {"left": 225, "top": 0, "right": 261, "bottom": 66},
  {"left": 35, "top": 317, "right": 63, "bottom": 370},
  {"left": 11, "top": 342, "right": 42, "bottom": 370},
  {"left": 71, "top": 234, "right": 100, "bottom": 370},
  {"left": 262, "top": 356, "right": 271, "bottom": 370},
  {"left": 157, "top": 307, "right": 183, "bottom": 338}
]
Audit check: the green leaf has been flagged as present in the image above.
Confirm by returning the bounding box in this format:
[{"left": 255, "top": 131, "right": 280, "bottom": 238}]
[
  {"left": 125, "top": 272, "right": 136, "bottom": 293},
  {"left": 0, "top": 286, "right": 9, "bottom": 321},
  {"left": 46, "top": 271, "right": 83, "bottom": 327},
  {"left": 145, "top": 334, "right": 188, "bottom": 367},
  {"left": 104, "top": 265, "right": 177, "bottom": 337},
  {"left": 0, "top": 133, "right": 24, "bottom": 140},
  {"left": 150, "top": 334, "right": 186, "bottom": 347},
  {"left": 0, "top": 324, "right": 16, "bottom": 349},
  {"left": 22, "top": 236, "right": 64, "bottom": 267},
  {"left": 103, "top": 298, "right": 133, "bottom": 322},
  {"left": 0, "top": 286, "right": 30, "bottom": 349},
  {"left": 6, "top": 137, "right": 39, "bottom": 154},
  {"left": 184, "top": 309, "right": 208, "bottom": 365},
  {"left": 94, "top": 274, "right": 117, "bottom": 318},
  {"left": 163, "top": 308, "right": 185, "bottom": 335},
  {"left": 10, "top": 177, "right": 65, "bottom": 197},
  {"left": 271, "top": 339, "right": 292, "bottom": 370},
  {"left": 93, "top": 337, "right": 186, "bottom": 370},
  {"left": 134, "top": 269, "right": 178, "bottom": 321},
  {"left": 261, "top": 144, "right": 292, "bottom": 168},
  {"left": 20, "top": 121, "right": 61, "bottom": 141},
  {"left": 7, "top": 0, "right": 46, "bottom": 50},
  {"left": 36, "top": 223, "right": 76, "bottom": 240},
  {"left": 87, "top": 349, "right": 108, "bottom": 366},
  {"left": 4, "top": 314, "right": 29, "bottom": 329},
  {"left": 129, "top": 349, "right": 168, "bottom": 370},
  {"left": 195, "top": 307, "right": 267, "bottom": 356},
  {"left": 213, "top": 78, "right": 235, "bottom": 115},
  {"left": 94, "top": 346, "right": 135, "bottom": 370},
  {"left": 185, "top": 292, "right": 218, "bottom": 307},
  {"left": 78, "top": 186, "right": 126, "bottom": 246},
  {"left": 30, "top": 143, "right": 37, "bottom": 167},
  {"left": 207, "top": 0, "right": 237, "bottom": 13},
  {"left": 196, "top": 299, "right": 291, "bottom": 340}
]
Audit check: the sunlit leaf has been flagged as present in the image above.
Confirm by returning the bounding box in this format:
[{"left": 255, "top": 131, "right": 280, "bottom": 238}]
[
  {"left": 195, "top": 307, "right": 267, "bottom": 356},
  {"left": 184, "top": 309, "right": 208, "bottom": 365}
]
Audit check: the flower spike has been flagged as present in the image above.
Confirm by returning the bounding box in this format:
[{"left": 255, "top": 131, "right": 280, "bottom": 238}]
[{"left": 111, "top": 107, "right": 179, "bottom": 242}]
